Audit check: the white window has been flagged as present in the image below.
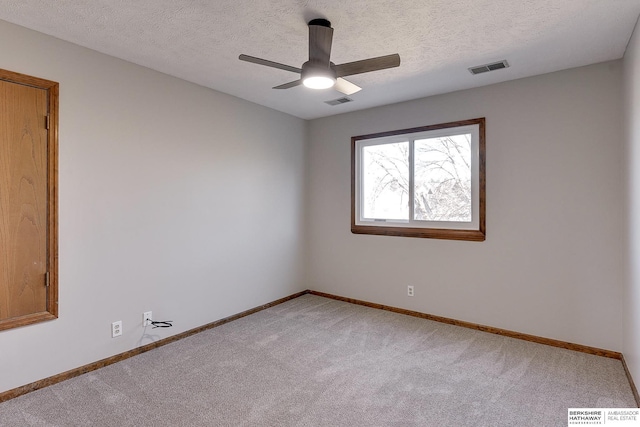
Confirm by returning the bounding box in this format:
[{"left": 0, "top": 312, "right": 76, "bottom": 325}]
[{"left": 351, "top": 118, "right": 485, "bottom": 241}]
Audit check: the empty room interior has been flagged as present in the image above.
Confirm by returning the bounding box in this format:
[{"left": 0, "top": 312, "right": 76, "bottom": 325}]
[{"left": 2, "top": 0, "right": 640, "bottom": 425}]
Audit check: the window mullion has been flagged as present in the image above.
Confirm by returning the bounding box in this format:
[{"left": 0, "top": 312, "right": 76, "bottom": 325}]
[{"left": 408, "top": 138, "right": 415, "bottom": 224}]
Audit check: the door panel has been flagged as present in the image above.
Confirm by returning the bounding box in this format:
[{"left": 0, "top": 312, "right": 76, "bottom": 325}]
[{"left": 0, "top": 80, "right": 48, "bottom": 320}]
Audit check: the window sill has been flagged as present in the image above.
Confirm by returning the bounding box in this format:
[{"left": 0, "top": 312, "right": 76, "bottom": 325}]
[{"left": 351, "top": 224, "right": 485, "bottom": 241}]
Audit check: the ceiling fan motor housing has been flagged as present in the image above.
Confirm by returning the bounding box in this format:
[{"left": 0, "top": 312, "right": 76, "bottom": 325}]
[
  {"left": 302, "top": 18, "right": 336, "bottom": 88},
  {"left": 301, "top": 61, "right": 337, "bottom": 81}
]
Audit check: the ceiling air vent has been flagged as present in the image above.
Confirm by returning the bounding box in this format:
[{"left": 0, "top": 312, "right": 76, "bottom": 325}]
[
  {"left": 468, "top": 60, "right": 509, "bottom": 75},
  {"left": 325, "top": 97, "right": 353, "bottom": 106}
]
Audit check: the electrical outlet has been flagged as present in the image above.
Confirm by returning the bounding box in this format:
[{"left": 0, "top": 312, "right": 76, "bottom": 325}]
[
  {"left": 112, "top": 321, "right": 122, "bottom": 337},
  {"left": 143, "top": 311, "right": 152, "bottom": 327},
  {"left": 407, "top": 285, "right": 414, "bottom": 297}
]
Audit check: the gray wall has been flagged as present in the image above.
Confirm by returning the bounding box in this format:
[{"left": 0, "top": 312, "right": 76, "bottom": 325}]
[
  {"left": 0, "top": 20, "right": 307, "bottom": 393},
  {"left": 624, "top": 16, "right": 640, "bottom": 393},
  {"left": 307, "top": 61, "right": 625, "bottom": 352}
]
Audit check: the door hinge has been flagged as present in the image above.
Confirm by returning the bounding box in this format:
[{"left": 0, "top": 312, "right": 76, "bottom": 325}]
[
  {"left": 45, "top": 115, "right": 50, "bottom": 130},
  {"left": 45, "top": 272, "right": 50, "bottom": 287}
]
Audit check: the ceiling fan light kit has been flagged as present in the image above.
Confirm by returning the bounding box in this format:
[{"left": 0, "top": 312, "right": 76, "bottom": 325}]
[
  {"left": 301, "top": 63, "right": 337, "bottom": 89},
  {"left": 303, "top": 75, "right": 335, "bottom": 89},
  {"left": 239, "top": 18, "right": 400, "bottom": 96}
]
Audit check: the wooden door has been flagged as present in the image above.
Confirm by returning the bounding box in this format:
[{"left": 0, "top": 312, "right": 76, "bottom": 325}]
[{"left": 0, "top": 70, "right": 58, "bottom": 330}]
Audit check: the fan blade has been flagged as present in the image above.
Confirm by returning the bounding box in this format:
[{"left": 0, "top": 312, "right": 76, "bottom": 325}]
[
  {"left": 239, "top": 54, "right": 302, "bottom": 74},
  {"left": 273, "top": 80, "right": 303, "bottom": 90},
  {"left": 309, "top": 20, "right": 333, "bottom": 65},
  {"left": 334, "top": 78, "right": 361, "bottom": 95},
  {"left": 334, "top": 54, "right": 400, "bottom": 77}
]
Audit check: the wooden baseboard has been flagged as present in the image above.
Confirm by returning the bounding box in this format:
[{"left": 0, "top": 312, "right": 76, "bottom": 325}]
[
  {"left": 621, "top": 354, "right": 640, "bottom": 408},
  {"left": 0, "top": 290, "right": 309, "bottom": 403}
]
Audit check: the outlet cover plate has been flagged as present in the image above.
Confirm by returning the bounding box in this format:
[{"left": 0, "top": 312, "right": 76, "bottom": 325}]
[
  {"left": 112, "top": 321, "right": 122, "bottom": 337},
  {"left": 143, "top": 311, "right": 152, "bottom": 327}
]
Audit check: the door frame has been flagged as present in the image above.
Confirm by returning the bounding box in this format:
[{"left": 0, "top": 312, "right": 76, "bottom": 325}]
[{"left": 0, "top": 68, "right": 59, "bottom": 331}]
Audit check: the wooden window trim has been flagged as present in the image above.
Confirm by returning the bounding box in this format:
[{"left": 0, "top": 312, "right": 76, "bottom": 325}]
[
  {"left": 351, "top": 118, "right": 486, "bottom": 241},
  {"left": 0, "top": 69, "right": 59, "bottom": 331}
]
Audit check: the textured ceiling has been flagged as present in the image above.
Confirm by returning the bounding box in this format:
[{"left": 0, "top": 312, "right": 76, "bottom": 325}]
[{"left": 0, "top": 0, "right": 639, "bottom": 119}]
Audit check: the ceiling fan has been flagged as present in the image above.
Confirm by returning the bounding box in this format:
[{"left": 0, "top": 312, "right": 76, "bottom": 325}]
[{"left": 239, "top": 18, "right": 400, "bottom": 95}]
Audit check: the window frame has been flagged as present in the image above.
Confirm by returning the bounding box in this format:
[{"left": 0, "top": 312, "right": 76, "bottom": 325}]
[{"left": 351, "top": 118, "right": 485, "bottom": 241}]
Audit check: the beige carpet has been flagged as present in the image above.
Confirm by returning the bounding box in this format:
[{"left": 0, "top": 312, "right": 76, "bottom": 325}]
[{"left": 0, "top": 294, "right": 636, "bottom": 426}]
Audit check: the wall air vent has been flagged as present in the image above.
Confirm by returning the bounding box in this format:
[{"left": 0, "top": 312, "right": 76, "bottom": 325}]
[
  {"left": 325, "top": 97, "right": 353, "bottom": 106},
  {"left": 468, "top": 60, "right": 509, "bottom": 75}
]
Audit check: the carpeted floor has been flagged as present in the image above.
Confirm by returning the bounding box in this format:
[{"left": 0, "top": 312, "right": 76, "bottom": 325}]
[{"left": 0, "top": 294, "right": 636, "bottom": 426}]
